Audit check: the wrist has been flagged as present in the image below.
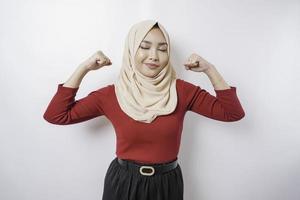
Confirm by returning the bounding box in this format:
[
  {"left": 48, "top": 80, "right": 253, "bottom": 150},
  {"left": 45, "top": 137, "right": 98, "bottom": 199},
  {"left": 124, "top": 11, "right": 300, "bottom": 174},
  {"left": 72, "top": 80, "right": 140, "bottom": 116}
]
[
  {"left": 203, "top": 64, "right": 216, "bottom": 75},
  {"left": 78, "top": 64, "right": 91, "bottom": 74}
]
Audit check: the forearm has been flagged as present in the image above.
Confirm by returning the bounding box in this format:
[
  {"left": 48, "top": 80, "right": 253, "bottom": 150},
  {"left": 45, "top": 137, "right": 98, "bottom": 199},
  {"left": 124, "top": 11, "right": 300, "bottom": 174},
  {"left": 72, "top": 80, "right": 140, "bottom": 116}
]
[
  {"left": 204, "top": 65, "right": 231, "bottom": 90},
  {"left": 63, "top": 65, "right": 90, "bottom": 88}
]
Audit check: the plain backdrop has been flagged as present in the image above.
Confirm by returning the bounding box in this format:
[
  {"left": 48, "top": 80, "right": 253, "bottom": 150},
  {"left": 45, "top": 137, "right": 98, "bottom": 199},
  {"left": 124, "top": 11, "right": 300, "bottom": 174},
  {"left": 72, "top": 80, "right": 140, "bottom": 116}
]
[{"left": 1, "top": 0, "right": 299, "bottom": 200}]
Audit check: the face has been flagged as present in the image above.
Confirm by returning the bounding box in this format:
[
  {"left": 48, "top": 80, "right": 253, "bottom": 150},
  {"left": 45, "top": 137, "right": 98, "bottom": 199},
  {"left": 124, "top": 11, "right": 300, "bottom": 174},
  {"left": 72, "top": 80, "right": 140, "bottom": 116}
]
[{"left": 134, "top": 27, "right": 169, "bottom": 78}]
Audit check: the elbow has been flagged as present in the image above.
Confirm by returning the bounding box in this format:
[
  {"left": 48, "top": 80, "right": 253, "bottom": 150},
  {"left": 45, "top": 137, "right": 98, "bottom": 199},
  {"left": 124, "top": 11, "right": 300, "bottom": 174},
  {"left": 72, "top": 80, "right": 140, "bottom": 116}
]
[
  {"left": 236, "top": 110, "right": 245, "bottom": 121},
  {"left": 43, "top": 112, "right": 74, "bottom": 125},
  {"left": 43, "top": 112, "right": 65, "bottom": 125},
  {"left": 43, "top": 111, "right": 50, "bottom": 122},
  {"left": 43, "top": 112, "right": 57, "bottom": 124},
  {"left": 226, "top": 110, "right": 245, "bottom": 122}
]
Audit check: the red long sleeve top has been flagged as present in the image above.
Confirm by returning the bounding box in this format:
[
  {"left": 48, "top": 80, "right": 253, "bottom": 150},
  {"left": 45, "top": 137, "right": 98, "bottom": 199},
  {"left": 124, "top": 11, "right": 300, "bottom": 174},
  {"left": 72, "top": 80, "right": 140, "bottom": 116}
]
[{"left": 43, "top": 78, "right": 245, "bottom": 164}]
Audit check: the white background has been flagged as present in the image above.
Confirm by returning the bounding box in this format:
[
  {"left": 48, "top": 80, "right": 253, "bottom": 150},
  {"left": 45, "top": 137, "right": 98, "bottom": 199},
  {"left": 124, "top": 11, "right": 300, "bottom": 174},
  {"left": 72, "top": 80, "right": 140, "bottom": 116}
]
[{"left": 0, "top": 0, "right": 299, "bottom": 199}]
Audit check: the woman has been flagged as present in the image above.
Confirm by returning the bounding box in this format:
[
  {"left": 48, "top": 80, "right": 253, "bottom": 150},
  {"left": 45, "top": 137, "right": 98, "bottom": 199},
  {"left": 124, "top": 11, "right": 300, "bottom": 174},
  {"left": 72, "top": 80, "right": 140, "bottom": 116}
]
[{"left": 43, "top": 20, "right": 245, "bottom": 200}]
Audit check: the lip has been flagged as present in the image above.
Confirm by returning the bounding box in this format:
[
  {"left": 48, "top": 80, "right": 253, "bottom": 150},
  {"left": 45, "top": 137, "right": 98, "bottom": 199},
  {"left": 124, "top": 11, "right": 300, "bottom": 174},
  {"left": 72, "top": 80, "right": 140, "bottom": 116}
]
[{"left": 144, "top": 63, "right": 160, "bottom": 68}]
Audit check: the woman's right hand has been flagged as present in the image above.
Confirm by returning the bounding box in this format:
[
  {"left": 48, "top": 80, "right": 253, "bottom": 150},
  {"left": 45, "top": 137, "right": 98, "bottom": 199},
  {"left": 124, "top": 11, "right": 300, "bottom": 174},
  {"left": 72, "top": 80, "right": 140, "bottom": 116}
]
[{"left": 80, "top": 50, "right": 112, "bottom": 71}]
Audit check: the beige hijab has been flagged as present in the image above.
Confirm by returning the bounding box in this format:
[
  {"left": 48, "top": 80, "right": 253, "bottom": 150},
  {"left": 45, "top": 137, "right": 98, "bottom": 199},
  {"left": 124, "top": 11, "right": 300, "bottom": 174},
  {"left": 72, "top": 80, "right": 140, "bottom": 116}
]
[{"left": 114, "top": 20, "right": 178, "bottom": 123}]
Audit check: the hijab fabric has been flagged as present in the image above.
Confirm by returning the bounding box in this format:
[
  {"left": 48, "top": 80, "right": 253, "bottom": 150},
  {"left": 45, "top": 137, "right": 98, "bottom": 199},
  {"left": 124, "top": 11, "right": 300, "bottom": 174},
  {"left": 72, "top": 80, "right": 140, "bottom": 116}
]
[{"left": 114, "top": 20, "right": 178, "bottom": 123}]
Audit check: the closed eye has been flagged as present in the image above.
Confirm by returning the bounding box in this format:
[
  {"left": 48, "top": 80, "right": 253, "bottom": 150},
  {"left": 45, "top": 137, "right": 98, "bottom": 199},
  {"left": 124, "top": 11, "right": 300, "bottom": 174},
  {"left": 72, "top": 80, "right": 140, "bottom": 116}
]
[
  {"left": 140, "top": 46, "right": 149, "bottom": 49},
  {"left": 140, "top": 46, "right": 167, "bottom": 52}
]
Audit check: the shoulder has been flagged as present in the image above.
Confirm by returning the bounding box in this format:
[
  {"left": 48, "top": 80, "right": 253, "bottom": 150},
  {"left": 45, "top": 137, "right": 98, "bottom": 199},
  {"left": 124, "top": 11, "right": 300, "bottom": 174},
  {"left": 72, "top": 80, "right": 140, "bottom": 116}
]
[
  {"left": 97, "top": 84, "right": 113, "bottom": 92},
  {"left": 89, "top": 84, "right": 114, "bottom": 97},
  {"left": 176, "top": 78, "right": 201, "bottom": 92}
]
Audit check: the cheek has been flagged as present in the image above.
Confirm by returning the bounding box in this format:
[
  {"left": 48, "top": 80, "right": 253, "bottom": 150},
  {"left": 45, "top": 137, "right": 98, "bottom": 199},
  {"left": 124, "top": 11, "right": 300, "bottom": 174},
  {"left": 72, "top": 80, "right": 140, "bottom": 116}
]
[
  {"left": 135, "top": 51, "right": 147, "bottom": 64},
  {"left": 160, "top": 54, "right": 169, "bottom": 65}
]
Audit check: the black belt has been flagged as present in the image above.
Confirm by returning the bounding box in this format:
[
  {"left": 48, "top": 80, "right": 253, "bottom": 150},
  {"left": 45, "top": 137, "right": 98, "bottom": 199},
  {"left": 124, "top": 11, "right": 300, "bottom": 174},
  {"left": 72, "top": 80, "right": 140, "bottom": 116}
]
[{"left": 117, "top": 157, "right": 178, "bottom": 176}]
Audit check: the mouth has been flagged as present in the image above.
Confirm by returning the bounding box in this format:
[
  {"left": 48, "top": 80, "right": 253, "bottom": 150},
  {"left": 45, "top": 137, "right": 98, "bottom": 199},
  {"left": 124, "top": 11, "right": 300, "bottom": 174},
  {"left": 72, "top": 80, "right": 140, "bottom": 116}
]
[{"left": 144, "top": 63, "right": 160, "bottom": 69}]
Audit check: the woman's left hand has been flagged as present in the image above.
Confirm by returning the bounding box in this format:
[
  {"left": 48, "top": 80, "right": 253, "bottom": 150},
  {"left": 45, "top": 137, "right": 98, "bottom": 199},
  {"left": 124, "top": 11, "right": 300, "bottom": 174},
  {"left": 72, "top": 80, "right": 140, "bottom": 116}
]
[{"left": 184, "top": 53, "right": 214, "bottom": 73}]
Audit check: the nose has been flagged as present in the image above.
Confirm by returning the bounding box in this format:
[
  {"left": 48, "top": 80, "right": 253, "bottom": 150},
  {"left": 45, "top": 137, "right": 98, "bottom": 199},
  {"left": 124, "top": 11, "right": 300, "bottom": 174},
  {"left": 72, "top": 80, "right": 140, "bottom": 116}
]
[{"left": 149, "top": 49, "right": 159, "bottom": 62}]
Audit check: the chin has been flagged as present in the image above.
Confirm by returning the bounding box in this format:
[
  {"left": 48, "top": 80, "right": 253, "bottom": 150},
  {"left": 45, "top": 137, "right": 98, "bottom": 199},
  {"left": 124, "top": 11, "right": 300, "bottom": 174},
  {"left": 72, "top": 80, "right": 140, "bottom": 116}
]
[
  {"left": 143, "top": 72, "right": 157, "bottom": 78},
  {"left": 144, "top": 73, "right": 155, "bottom": 78}
]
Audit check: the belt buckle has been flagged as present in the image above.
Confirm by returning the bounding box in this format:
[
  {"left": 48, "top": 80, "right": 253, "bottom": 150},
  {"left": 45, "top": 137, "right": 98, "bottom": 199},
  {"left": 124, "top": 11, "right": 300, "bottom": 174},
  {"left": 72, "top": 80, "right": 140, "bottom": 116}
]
[{"left": 139, "top": 166, "right": 155, "bottom": 176}]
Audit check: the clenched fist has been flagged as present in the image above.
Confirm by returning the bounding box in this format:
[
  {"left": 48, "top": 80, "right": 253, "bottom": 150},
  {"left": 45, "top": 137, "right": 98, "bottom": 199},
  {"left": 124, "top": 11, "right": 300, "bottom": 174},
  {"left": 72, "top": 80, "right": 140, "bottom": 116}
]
[
  {"left": 184, "top": 53, "right": 213, "bottom": 73},
  {"left": 81, "top": 50, "right": 112, "bottom": 71}
]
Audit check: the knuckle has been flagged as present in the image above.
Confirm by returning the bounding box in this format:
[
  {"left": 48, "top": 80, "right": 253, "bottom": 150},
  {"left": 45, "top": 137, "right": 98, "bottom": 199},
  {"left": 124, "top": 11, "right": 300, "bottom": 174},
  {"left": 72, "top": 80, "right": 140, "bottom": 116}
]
[{"left": 96, "top": 51, "right": 103, "bottom": 56}]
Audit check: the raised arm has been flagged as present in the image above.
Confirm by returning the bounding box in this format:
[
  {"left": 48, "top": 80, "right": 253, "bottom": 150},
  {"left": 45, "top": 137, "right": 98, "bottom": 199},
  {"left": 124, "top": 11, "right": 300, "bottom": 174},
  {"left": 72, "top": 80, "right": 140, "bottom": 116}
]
[
  {"left": 182, "top": 79, "right": 245, "bottom": 122},
  {"left": 183, "top": 53, "right": 245, "bottom": 122},
  {"left": 43, "top": 50, "right": 112, "bottom": 125},
  {"left": 43, "top": 83, "right": 110, "bottom": 125}
]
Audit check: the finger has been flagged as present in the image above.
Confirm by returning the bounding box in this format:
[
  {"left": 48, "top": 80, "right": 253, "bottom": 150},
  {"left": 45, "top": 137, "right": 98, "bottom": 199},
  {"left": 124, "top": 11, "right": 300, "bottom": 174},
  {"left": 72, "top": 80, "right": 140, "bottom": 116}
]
[
  {"left": 96, "top": 60, "right": 105, "bottom": 65},
  {"left": 103, "top": 57, "right": 110, "bottom": 62},
  {"left": 105, "top": 59, "right": 112, "bottom": 65},
  {"left": 192, "top": 61, "right": 200, "bottom": 66},
  {"left": 185, "top": 62, "right": 197, "bottom": 67},
  {"left": 184, "top": 63, "right": 191, "bottom": 68},
  {"left": 184, "top": 62, "right": 193, "bottom": 66},
  {"left": 101, "top": 59, "right": 112, "bottom": 66},
  {"left": 104, "top": 57, "right": 112, "bottom": 63}
]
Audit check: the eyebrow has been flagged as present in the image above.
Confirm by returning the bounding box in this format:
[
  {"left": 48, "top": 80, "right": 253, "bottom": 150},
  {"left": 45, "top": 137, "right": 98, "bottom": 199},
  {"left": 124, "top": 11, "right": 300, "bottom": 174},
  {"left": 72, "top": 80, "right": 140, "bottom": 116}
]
[{"left": 141, "top": 40, "right": 168, "bottom": 45}]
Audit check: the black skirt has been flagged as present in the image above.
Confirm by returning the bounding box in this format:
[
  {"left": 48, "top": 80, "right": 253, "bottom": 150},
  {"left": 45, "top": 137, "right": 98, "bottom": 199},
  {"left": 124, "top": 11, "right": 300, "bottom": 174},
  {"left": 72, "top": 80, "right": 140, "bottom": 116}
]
[{"left": 102, "top": 157, "right": 184, "bottom": 200}]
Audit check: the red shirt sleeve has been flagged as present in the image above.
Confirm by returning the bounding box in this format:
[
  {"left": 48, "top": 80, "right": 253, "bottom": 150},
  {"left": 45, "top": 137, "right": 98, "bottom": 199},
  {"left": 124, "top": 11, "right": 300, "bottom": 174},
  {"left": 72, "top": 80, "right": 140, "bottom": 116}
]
[
  {"left": 182, "top": 79, "right": 245, "bottom": 122},
  {"left": 43, "top": 83, "right": 107, "bottom": 125}
]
